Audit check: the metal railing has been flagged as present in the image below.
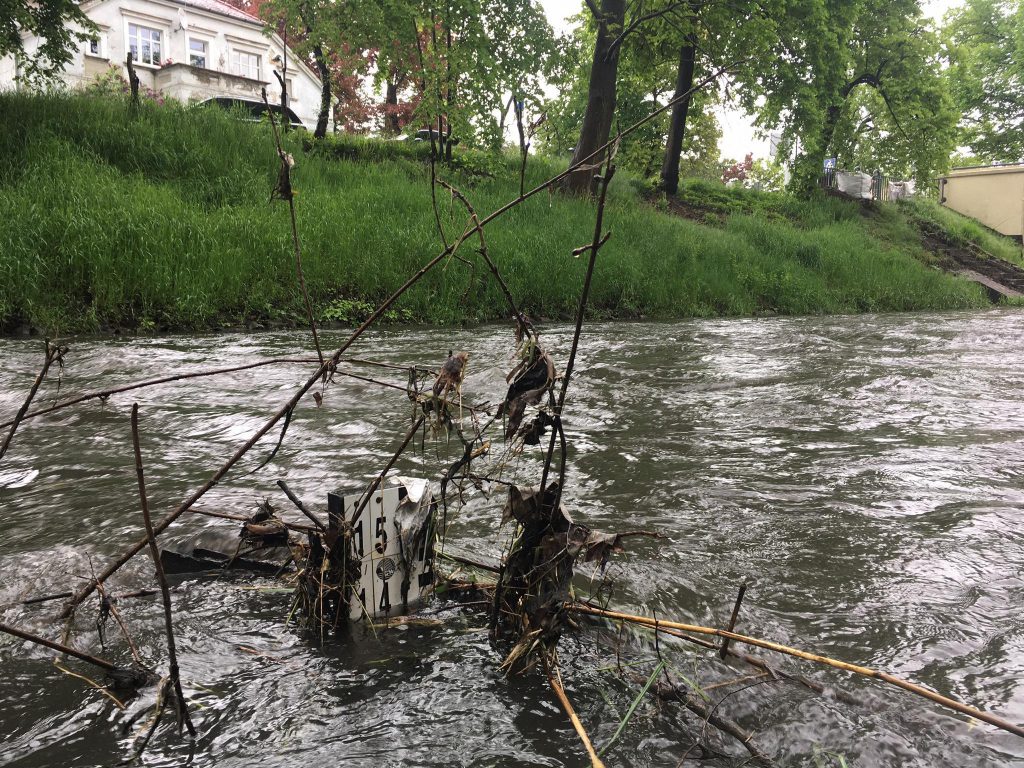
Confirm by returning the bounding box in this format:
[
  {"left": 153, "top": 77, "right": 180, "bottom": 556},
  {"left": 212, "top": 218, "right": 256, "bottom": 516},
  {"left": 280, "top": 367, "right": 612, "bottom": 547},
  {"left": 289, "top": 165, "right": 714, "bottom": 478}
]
[{"left": 821, "top": 168, "right": 892, "bottom": 201}]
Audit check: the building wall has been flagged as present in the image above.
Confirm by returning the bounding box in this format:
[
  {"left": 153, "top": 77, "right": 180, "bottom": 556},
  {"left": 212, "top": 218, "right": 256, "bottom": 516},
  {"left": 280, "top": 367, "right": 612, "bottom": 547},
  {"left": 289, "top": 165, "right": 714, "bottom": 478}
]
[
  {"left": 0, "top": 0, "right": 325, "bottom": 129},
  {"left": 941, "top": 166, "right": 1024, "bottom": 238}
]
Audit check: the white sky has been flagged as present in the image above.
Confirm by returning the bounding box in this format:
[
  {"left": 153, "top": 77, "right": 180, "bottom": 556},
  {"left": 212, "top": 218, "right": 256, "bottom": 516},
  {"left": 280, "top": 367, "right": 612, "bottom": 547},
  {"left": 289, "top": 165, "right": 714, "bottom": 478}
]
[{"left": 536, "top": 0, "right": 965, "bottom": 160}]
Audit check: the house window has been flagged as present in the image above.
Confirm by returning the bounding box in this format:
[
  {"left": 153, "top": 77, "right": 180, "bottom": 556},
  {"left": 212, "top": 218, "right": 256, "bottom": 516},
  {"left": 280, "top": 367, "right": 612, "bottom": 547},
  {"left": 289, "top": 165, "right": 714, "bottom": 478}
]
[
  {"left": 232, "top": 50, "right": 260, "bottom": 80},
  {"left": 189, "top": 39, "right": 207, "bottom": 68},
  {"left": 86, "top": 35, "right": 106, "bottom": 58},
  {"left": 127, "top": 23, "right": 162, "bottom": 66}
]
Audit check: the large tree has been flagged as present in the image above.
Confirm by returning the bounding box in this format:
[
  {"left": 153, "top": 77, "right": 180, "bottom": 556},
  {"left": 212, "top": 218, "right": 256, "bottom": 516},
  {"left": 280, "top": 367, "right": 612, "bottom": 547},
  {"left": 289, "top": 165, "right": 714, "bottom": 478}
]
[
  {"left": 562, "top": 0, "right": 626, "bottom": 194},
  {"left": 539, "top": 14, "right": 720, "bottom": 182},
  {"left": 1, "top": 0, "right": 95, "bottom": 83},
  {"left": 408, "top": 0, "right": 554, "bottom": 150},
  {"left": 251, "top": 0, "right": 384, "bottom": 138},
  {"left": 747, "top": 0, "right": 956, "bottom": 193},
  {"left": 944, "top": 0, "right": 1024, "bottom": 163},
  {"left": 654, "top": 0, "right": 780, "bottom": 194},
  {"left": 560, "top": 0, "right": 779, "bottom": 195}
]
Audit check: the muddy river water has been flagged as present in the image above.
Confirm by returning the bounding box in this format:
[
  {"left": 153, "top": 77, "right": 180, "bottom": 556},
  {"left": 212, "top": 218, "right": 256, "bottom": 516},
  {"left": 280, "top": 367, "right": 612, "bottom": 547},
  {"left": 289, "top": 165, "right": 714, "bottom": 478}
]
[{"left": 1, "top": 309, "right": 1023, "bottom": 767}]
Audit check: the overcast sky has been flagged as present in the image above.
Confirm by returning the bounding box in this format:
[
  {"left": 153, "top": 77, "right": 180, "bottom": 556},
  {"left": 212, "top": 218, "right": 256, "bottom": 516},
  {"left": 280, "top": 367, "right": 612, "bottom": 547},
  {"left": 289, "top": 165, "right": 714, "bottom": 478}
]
[{"left": 535, "top": 0, "right": 965, "bottom": 160}]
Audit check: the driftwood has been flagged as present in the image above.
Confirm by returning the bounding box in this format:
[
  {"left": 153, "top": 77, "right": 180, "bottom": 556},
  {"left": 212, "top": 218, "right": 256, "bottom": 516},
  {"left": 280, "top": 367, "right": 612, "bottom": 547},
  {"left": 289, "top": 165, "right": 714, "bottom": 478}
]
[{"left": 570, "top": 603, "right": 1024, "bottom": 739}]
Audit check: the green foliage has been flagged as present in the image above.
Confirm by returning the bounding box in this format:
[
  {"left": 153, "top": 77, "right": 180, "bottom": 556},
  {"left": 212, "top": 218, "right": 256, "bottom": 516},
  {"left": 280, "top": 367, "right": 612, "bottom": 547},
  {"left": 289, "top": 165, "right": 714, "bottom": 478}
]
[
  {"left": 746, "top": 0, "right": 957, "bottom": 193},
  {"left": 0, "top": 0, "right": 95, "bottom": 83},
  {"left": 83, "top": 64, "right": 167, "bottom": 105},
  {"left": 320, "top": 296, "right": 412, "bottom": 324},
  {"left": 943, "top": 0, "right": 1024, "bottom": 163},
  {"left": 812, "top": 746, "right": 850, "bottom": 768},
  {"left": 0, "top": 92, "right": 990, "bottom": 334},
  {"left": 400, "top": 0, "right": 556, "bottom": 150},
  {"left": 748, "top": 158, "right": 787, "bottom": 193}
]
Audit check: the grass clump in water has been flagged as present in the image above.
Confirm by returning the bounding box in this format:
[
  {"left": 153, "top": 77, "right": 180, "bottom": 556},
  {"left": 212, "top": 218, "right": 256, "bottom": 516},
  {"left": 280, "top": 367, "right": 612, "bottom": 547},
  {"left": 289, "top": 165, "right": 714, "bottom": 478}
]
[{"left": 0, "top": 91, "right": 992, "bottom": 335}]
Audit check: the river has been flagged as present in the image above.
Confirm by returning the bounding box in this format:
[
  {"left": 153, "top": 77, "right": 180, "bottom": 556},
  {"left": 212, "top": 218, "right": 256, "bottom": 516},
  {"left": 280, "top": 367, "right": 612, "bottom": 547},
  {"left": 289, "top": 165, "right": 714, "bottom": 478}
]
[{"left": 1, "top": 309, "right": 1023, "bottom": 767}]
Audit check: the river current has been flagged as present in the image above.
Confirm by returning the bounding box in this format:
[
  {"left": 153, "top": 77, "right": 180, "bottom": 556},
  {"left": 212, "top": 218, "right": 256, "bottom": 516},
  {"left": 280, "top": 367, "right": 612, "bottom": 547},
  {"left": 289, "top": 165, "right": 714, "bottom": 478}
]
[{"left": 1, "top": 309, "right": 1023, "bottom": 767}]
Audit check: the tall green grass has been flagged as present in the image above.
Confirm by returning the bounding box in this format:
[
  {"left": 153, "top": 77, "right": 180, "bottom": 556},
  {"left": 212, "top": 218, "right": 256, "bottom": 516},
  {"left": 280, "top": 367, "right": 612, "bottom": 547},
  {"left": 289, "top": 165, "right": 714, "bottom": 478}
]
[{"left": 0, "top": 92, "right": 990, "bottom": 334}]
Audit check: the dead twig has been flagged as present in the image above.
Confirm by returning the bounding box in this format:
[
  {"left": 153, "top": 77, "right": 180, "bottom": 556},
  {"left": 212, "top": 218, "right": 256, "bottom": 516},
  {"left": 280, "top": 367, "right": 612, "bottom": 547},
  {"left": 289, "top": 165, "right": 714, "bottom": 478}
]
[
  {"left": 591, "top": 606, "right": 862, "bottom": 706},
  {"left": 15, "top": 587, "right": 161, "bottom": 608},
  {"left": 262, "top": 87, "right": 324, "bottom": 369},
  {"left": 0, "top": 620, "right": 117, "bottom": 672},
  {"left": 53, "top": 659, "right": 127, "bottom": 710},
  {"left": 539, "top": 141, "right": 617, "bottom": 507},
  {"left": 131, "top": 404, "right": 196, "bottom": 738},
  {"left": 95, "top": 579, "right": 146, "bottom": 669},
  {"left": 720, "top": 582, "right": 747, "bottom": 660},
  {"left": 0, "top": 358, "right": 319, "bottom": 431},
  {"left": 437, "top": 179, "right": 532, "bottom": 341},
  {"left": 276, "top": 480, "right": 328, "bottom": 531},
  {"left": 0, "top": 339, "right": 66, "bottom": 462},
  {"left": 429, "top": 119, "right": 450, "bottom": 250},
  {"left": 653, "top": 677, "right": 774, "bottom": 766},
  {"left": 547, "top": 661, "right": 606, "bottom": 768}
]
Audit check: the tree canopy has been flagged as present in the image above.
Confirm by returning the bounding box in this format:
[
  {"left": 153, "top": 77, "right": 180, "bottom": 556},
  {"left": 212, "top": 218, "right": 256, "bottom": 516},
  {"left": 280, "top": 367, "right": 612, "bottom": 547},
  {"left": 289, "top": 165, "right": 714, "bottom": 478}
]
[
  {"left": 1, "top": 0, "right": 95, "bottom": 82},
  {"left": 944, "top": 0, "right": 1024, "bottom": 163},
  {"left": 742, "top": 0, "right": 956, "bottom": 192},
  {"left": 12, "top": 0, "right": 1021, "bottom": 195}
]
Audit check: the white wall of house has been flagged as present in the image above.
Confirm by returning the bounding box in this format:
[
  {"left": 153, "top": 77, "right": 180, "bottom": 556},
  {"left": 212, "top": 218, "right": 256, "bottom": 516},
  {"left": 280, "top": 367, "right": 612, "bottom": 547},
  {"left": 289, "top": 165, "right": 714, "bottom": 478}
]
[
  {"left": 940, "top": 165, "right": 1024, "bottom": 239},
  {"left": 0, "top": 0, "right": 326, "bottom": 129}
]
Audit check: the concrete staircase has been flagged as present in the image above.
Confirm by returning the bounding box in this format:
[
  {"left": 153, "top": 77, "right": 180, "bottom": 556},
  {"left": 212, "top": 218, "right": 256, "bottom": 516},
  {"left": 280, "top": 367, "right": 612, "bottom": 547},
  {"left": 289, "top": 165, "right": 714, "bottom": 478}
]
[{"left": 921, "top": 228, "right": 1024, "bottom": 300}]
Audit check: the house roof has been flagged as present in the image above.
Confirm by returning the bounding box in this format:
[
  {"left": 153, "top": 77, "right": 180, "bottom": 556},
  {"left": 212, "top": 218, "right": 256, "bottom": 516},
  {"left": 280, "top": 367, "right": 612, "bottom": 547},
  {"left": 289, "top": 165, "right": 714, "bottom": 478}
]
[
  {"left": 176, "top": 0, "right": 262, "bottom": 27},
  {"left": 944, "top": 163, "right": 1024, "bottom": 180}
]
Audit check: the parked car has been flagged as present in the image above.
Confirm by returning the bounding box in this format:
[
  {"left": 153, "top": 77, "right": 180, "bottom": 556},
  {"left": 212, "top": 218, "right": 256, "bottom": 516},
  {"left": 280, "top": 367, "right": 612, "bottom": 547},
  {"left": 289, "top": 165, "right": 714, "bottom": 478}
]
[
  {"left": 196, "top": 97, "right": 306, "bottom": 130},
  {"left": 412, "top": 128, "right": 459, "bottom": 146}
]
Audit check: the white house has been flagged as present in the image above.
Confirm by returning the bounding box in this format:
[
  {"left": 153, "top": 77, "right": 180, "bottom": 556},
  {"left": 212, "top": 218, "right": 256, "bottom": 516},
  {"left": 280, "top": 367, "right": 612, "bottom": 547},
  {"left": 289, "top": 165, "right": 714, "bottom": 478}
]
[{"left": 0, "top": 0, "right": 327, "bottom": 129}]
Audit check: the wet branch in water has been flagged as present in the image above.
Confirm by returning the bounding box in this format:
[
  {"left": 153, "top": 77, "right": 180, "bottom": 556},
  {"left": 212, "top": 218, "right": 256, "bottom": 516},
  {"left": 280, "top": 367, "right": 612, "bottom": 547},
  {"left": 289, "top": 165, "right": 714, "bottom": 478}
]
[
  {"left": 131, "top": 403, "right": 196, "bottom": 740},
  {"left": 60, "top": 62, "right": 738, "bottom": 619},
  {"left": 0, "top": 339, "right": 66, "bottom": 462}
]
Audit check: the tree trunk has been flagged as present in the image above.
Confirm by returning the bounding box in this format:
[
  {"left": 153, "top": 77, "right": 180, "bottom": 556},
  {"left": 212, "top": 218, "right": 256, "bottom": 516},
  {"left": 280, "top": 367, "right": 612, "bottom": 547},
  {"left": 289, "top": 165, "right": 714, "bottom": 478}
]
[
  {"left": 384, "top": 80, "right": 400, "bottom": 133},
  {"left": 792, "top": 102, "right": 842, "bottom": 195},
  {"left": 312, "top": 42, "right": 331, "bottom": 139},
  {"left": 563, "top": 0, "right": 626, "bottom": 195},
  {"left": 659, "top": 40, "right": 697, "bottom": 195},
  {"left": 444, "top": 24, "right": 453, "bottom": 162}
]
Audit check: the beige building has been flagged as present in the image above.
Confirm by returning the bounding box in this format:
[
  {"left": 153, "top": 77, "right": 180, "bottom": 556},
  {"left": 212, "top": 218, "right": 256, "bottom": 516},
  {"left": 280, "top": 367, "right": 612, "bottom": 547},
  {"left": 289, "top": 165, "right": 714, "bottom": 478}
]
[
  {"left": 939, "top": 164, "right": 1024, "bottom": 239},
  {"left": 0, "top": 0, "right": 326, "bottom": 128}
]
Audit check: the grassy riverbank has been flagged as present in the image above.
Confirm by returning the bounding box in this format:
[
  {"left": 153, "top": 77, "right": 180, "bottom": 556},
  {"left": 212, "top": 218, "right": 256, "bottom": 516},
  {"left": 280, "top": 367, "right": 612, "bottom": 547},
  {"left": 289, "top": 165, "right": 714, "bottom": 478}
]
[{"left": 0, "top": 92, "right": 1002, "bottom": 334}]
